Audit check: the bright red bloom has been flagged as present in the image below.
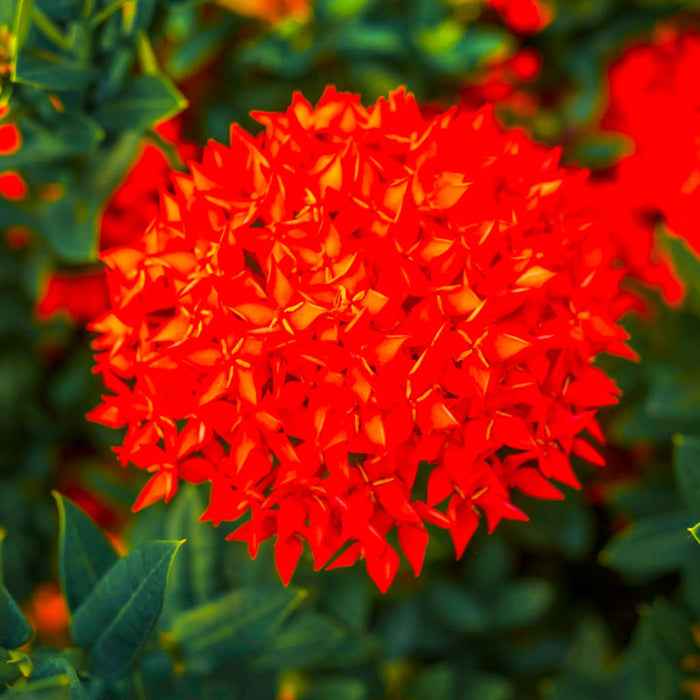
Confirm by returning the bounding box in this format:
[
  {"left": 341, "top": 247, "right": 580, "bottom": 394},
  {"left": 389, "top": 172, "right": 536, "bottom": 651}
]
[
  {"left": 90, "top": 88, "right": 632, "bottom": 591},
  {"left": 36, "top": 119, "right": 198, "bottom": 323},
  {"left": 0, "top": 171, "right": 26, "bottom": 199},
  {"left": 37, "top": 271, "right": 112, "bottom": 322},
  {"left": 0, "top": 122, "right": 20, "bottom": 155},
  {"left": 489, "top": 0, "right": 553, "bottom": 34},
  {"left": 602, "top": 29, "right": 700, "bottom": 258},
  {"left": 0, "top": 107, "right": 25, "bottom": 198}
]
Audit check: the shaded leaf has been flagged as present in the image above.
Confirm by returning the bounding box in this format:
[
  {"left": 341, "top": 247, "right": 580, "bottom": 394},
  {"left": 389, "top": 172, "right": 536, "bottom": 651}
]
[
  {"left": 72, "top": 540, "right": 183, "bottom": 680},
  {"left": 54, "top": 492, "right": 118, "bottom": 614},
  {"left": 170, "top": 585, "right": 304, "bottom": 675},
  {"left": 254, "top": 612, "right": 345, "bottom": 670},
  {"left": 31, "top": 657, "right": 86, "bottom": 700},
  {"left": 4, "top": 674, "right": 72, "bottom": 699},
  {"left": 13, "top": 53, "right": 98, "bottom": 91},
  {"left": 600, "top": 512, "right": 695, "bottom": 579},
  {"left": 0, "top": 584, "right": 33, "bottom": 649},
  {"left": 93, "top": 75, "right": 186, "bottom": 133}
]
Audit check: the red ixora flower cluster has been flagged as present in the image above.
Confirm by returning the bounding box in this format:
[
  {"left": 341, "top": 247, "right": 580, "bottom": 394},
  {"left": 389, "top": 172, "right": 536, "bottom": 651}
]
[
  {"left": 601, "top": 28, "right": 700, "bottom": 261},
  {"left": 90, "top": 88, "right": 633, "bottom": 591}
]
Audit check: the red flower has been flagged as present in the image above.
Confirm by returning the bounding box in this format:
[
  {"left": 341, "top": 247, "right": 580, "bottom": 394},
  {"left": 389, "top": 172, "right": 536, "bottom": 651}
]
[
  {"left": 602, "top": 29, "right": 700, "bottom": 258},
  {"left": 489, "top": 0, "right": 553, "bottom": 34},
  {"left": 90, "top": 88, "right": 632, "bottom": 591},
  {"left": 0, "top": 106, "right": 25, "bottom": 199},
  {"left": 36, "top": 119, "right": 198, "bottom": 323},
  {"left": 0, "top": 171, "right": 26, "bottom": 199},
  {"left": 37, "top": 271, "right": 112, "bottom": 323}
]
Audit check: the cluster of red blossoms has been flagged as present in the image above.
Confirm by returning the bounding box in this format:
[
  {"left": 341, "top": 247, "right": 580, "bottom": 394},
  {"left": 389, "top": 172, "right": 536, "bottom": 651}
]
[
  {"left": 597, "top": 28, "right": 700, "bottom": 296},
  {"left": 90, "top": 88, "right": 634, "bottom": 591}
]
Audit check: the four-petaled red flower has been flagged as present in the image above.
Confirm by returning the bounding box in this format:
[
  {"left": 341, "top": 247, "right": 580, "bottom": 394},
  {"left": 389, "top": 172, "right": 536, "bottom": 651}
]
[{"left": 90, "top": 88, "right": 632, "bottom": 591}]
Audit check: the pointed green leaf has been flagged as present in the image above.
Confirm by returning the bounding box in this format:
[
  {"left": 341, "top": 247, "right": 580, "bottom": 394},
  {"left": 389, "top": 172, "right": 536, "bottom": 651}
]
[
  {"left": 54, "top": 492, "right": 119, "bottom": 614},
  {"left": 0, "top": 112, "right": 103, "bottom": 170},
  {"left": 93, "top": 75, "right": 187, "bottom": 133},
  {"left": 600, "top": 512, "right": 695, "bottom": 579},
  {"left": 11, "top": 0, "right": 33, "bottom": 56},
  {"left": 0, "top": 584, "right": 33, "bottom": 649},
  {"left": 675, "top": 435, "right": 700, "bottom": 513},
  {"left": 689, "top": 523, "right": 700, "bottom": 545},
  {"left": 71, "top": 540, "right": 183, "bottom": 680},
  {"left": 13, "top": 53, "right": 98, "bottom": 91},
  {"left": 170, "top": 585, "right": 305, "bottom": 675},
  {"left": 31, "top": 657, "right": 86, "bottom": 700}
]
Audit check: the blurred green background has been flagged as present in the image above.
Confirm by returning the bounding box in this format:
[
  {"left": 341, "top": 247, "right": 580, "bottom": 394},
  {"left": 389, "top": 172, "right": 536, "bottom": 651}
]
[{"left": 2, "top": 0, "right": 700, "bottom": 698}]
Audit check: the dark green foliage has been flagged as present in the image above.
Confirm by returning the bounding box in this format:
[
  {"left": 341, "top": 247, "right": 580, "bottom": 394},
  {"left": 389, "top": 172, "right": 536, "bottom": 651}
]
[{"left": 3, "top": 0, "right": 700, "bottom": 698}]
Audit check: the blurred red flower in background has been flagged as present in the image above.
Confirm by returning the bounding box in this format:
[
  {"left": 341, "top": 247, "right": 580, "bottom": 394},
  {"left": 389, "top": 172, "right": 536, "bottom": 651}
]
[
  {"left": 458, "top": 47, "right": 542, "bottom": 119},
  {"left": 90, "top": 88, "right": 634, "bottom": 591},
  {"left": 0, "top": 106, "right": 26, "bottom": 200},
  {"left": 36, "top": 119, "right": 198, "bottom": 323},
  {"left": 489, "top": 0, "right": 553, "bottom": 34},
  {"left": 602, "top": 28, "right": 700, "bottom": 259}
]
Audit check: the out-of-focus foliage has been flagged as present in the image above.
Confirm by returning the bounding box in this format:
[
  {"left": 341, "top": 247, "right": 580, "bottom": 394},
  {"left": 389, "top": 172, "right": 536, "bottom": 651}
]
[{"left": 2, "top": 0, "right": 700, "bottom": 698}]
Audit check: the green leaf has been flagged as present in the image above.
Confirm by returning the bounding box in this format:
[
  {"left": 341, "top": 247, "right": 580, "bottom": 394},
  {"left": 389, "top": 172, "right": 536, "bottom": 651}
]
[
  {"left": 35, "top": 0, "right": 82, "bottom": 21},
  {"left": 600, "top": 512, "right": 695, "bottom": 579},
  {"left": 320, "top": 571, "right": 371, "bottom": 630},
  {"left": 31, "top": 657, "right": 86, "bottom": 700},
  {"left": 618, "top": 601, "right": 695, "bottom": 699},
  {"left": 170, "top": 585, "right": 305, "bottom": 675},
  {"left": 13, "top": 53, "right": 98, "bottom": 91},
  {"left": 492, "top": 579, "right": 554, "bottom": 628},
  {"left": 662, "top": 232, "right": 700, "bottom": 313},
  {"left": 646, "top": 365, "right": 700, "bottom": 424},
  {"left": 689, "top": 523, "right": 700, "bottom": 545},
  {"left": 163, "top": 485, "right": 219, "bottom": 615},
  {"left": 71, "top": 540, "right": 184, "bottom": 680},
  {"left": 4, "top": 675, "right": 72, "bottom": 699},
  {"left": 37, "top": 195, "right": 100, "bottom": 263},
  {"left": 93, "top": 75, "right": 187, "bottom": 133},
  {"left": 11, "top": 0, "right": 33, "bottom": 56},
  {"left": 0, "top": 113, "right": 103, "bottom": 169},
  {"left": 54, "top": 492, "right": 119, "bottom": 614},
  {"left": 426, "top": 580, "right": 488, "bottom": 634},
  {"left": 254, "top": 612, "right": 345, "bottom": 670},
  {"left": 675, "top": 435, "right": 700, "bottom": 513},
  {"left": 0, "top": 584, "right": 33, "bottom": 648}
]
